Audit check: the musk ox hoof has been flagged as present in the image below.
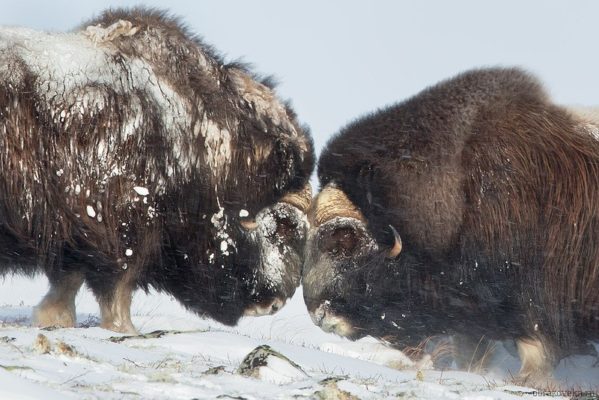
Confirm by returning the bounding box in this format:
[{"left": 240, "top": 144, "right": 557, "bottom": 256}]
[
  {"left": 32, "top": 302, "right": 76, "bottom": 329},
  {"left": 515, "top": 337, "right": 557, "bottom": 389},
  {"left": 100, "top": 320, "right": 139, "bottom": 335},
  {"left": 512, "top": 371, "right": 557, "bottom": 390}
]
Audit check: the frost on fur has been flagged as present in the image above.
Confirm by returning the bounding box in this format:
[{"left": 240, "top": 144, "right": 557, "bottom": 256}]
[{"left": 0, "top": 7, "right": 314, "bottom": 332}]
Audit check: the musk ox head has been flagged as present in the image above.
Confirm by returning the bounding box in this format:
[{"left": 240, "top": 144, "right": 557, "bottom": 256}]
[
  {"left": 237, "top": 183, "right": 312, "bottom": 317},
  {"left": 302, "top": 184, "right": 425, "bottom": 344},
  {"left": 163, "top": 182, "right": 313, "bottom": 326}
]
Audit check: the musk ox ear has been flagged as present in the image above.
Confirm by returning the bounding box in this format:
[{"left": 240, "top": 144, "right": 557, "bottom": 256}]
[{"left": 387, "top": 225, "right": 403, "bottom": 258}]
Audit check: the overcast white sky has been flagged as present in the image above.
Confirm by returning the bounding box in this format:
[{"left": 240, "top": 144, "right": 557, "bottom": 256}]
[{"left": 1, "top": 1, "right": 598, "bottom": 157}]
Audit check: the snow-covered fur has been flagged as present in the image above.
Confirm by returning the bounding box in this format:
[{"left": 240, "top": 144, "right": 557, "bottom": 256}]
[
  {"left": 0, "top": 7, "right": 314, "bottom": 333},
  {"left": 303, "top": 67, "right": 599, "bottom": 384}
]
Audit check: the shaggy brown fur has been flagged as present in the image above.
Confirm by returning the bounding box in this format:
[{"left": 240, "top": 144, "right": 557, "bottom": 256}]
[
  {"left": 303, "top": 67, "right": 599, "bottom": 383},
  {"left": 0, "top": 7, "right": 314, "bottom": 333}
]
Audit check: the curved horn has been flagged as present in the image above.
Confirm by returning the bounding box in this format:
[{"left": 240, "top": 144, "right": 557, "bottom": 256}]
[
  {"left": 387, "top": 225, "right": 403, "bottom": 258},
  {"left": 280, "top": 183, "right": 313, "bottom": 212},
  {"left": 310, "top": 184, "right": 366, "bottom": 227},
  {"left": 240, "top": 218, "right": 259, "bottom": 230}
]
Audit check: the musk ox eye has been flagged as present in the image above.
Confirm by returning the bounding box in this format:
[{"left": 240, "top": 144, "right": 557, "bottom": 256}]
[
  {"left": 274, "top": 216, "right": 297, "bottom": 238},
  {"left": 323, "top": 226, "right": 359, "bottom": 256}
]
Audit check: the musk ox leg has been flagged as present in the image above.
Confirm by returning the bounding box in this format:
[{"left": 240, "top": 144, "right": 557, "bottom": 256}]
[
  {"left": 32, "top": 272, "right": 84, "bottom": 328},
  {"left": 515, "top": 337, "right": 557, "bottom": 386},
  {"left": 96, "top": 279, "right": 138, "bottom": 335},
  {"left": 452, "top": 334, "right": 496, "bottom": 373}
]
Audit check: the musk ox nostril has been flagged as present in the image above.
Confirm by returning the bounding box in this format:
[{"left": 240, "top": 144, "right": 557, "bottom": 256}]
[
  {"left": 269, "top": 298, "right": 285, "bottom": 314},
  {"left": 307, "top": 302, "right": 355, "bottom": 337}
]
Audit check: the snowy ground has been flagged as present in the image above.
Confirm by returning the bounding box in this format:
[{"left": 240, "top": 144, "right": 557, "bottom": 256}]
[{"left": 0, "top": 275, "right": 597, "bottom": 399}]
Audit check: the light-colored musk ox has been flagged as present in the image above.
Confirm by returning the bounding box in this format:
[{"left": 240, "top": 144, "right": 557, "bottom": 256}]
[
  {"left": 0, "top": 8, "right": 314, "bottom": 333},
  {"left": 302, "top": 68, "right": 599, "bottom": 384}
]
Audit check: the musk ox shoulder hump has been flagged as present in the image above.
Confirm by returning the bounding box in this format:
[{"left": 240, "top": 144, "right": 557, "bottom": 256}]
[
  {"left": 81, "top": 7, "right": 307, "bottom": 144},
  {"left": 1, "top": 7, "right": 313, "bottom": 199},
  {"left": 318, "top": 67, "right": 549, "bottom": 186}
]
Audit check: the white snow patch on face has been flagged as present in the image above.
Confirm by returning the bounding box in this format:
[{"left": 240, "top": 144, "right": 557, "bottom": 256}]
[
  {"left": 249, "top": 203, "right": 307, "bottom": 290},
  {"left": 239, "top": 209, "right": 249, "bottom": 218},
  {"left": 254, "top": 212, "right": 285, "bottom": 289}
]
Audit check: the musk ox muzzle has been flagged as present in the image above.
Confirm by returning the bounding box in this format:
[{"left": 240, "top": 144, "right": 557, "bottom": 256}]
[{"left": 308, "top": 300, "right": 356, "bottom": 338}]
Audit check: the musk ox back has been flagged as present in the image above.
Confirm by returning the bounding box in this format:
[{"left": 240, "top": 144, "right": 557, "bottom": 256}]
[
  {"left": 0, "top": 8, "right": 314, "bottom": 333},
  {"left": 302, "top": 67, "right": 599, "bottom": 385}
]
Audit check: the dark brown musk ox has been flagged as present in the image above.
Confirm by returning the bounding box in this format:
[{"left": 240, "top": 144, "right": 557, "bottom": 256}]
[
  {"left": 0, "top": 8, "right": 314, "bottom": 334},
  {"left": 302, "top": 67, "right": 599, "bottom": 384}
]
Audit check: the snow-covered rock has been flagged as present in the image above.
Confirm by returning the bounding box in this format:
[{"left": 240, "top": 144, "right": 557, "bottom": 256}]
[{"left": 237, "top": 344, "right": 309, "bottom": 384}]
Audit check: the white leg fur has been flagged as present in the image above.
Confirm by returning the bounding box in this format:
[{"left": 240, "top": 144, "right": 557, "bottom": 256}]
[
  {"left": 99, "top": 280, "right": 138, "bottom": 335},
  {"left": 516, "top": 337, "right": 556, "bottom": 387},
  {"left": 33, "top": 273, "right": 84, "bottom": 328}
]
